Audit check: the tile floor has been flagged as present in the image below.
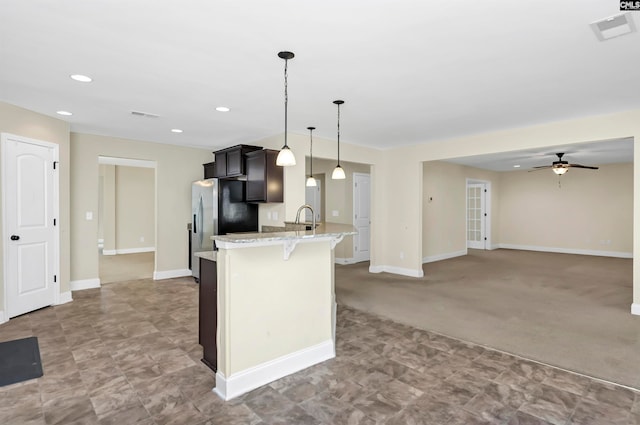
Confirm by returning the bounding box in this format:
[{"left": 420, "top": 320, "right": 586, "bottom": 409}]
[{"left": 0, "top": 277, "right": 638, "bottom": 425}]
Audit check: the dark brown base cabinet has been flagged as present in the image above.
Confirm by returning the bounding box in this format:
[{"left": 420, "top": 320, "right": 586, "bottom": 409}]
[{"left": 198, "top": 257, "right": 217, "bottom": 372}]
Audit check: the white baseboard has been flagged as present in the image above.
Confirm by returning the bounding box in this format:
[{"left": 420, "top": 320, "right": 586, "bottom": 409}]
[
  {"left": 214, "top": 340, "right": 335, "bottom": 401},
  {"left": 422, "top": 249, "right": 467, "bottom": 264},
  {"left": 369, "top": 265, "right": 424, "bottom": 278},
  {"left": 489, "top": 244, "right": 500, "bottom": 250},
  {"left": 56, "top": 291, "right": 73, "bottom": 305},
  {"left": 631, "top": 303, "right": 640, "bottom": 316},
  {"left": 0, "top": 310, "right": 6, "bottom": 324},
  {"left": 498, "top": 244, "right": 632, "bottom": 259},
  {"left": 115, "top": 247, "right": 155, "bottom": 254},
  {"left": 70, "top": 278, "right": 101, "bottom": 291},
  {"left": 102, "top": 249, "right": 116, "bottom": 256},
  {"left": 153, "top": 269, "right": 192, "bottom": 280},
  {"left": 335, "top": 257, "right": 357, "bottom": 265}
]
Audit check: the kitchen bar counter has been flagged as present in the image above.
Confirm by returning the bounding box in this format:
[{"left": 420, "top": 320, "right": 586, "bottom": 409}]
[{"left": 209, "top": 223, "right": 356, "bottom": 400}]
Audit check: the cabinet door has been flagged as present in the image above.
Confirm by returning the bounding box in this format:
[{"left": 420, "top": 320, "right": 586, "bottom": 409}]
[
  {"left": 246, "top": 151, "right": 266, "bottom": 201},
  {"left": 226, "top": 148, "right": 243, "bottom": 176},
  {"left": 203, "top": 162, "right": 215, "bottom": 179},
  {"left": 213, "top": 152, "right": 227, "bottom": 177}
]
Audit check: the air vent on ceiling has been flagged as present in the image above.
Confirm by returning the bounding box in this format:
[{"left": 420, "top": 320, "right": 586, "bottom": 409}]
[
  {"left": 590, "top": 12, "right": 636, "bottom": 41},
  {"left": 130, "top": 110, "right": 160, "bottom": 118}
]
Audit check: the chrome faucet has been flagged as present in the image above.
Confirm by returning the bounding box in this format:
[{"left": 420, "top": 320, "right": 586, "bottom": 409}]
[{"left": 295, "top": 204, "right": 316, "bottom": 230}]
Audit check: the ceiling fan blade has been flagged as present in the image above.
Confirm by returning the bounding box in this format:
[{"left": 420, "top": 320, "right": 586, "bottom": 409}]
[
  {"left": 567, "top": 164, "right": 599, "bottom": 170},
  {"left": 531, "top": 165, "right": 553, "bottom": 169}
]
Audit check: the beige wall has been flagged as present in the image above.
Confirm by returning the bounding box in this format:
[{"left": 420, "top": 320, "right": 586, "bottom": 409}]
[
  {"left": 98, "top": 165, "right": 116, "bottom": 252},
  {"left": 115, "top": 166, "right": 155, "bottom": 250},
  {"left": 0, "top": 102, "right": 71, "bottom": 310},
  {"left": 70, "top": 133, "right": 212, "bottom": 281},
  {"left": 310, "top": 158, "right": 371, "bottom": 260},
  {"left": 498, "top": 163, "right": 632, "bottom": 254},
  {"left": 422, "top": 161, "right": 501, "bottom": 260}
]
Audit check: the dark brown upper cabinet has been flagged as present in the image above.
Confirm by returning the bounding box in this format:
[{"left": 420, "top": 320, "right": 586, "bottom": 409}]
[
  {"left": 203, "top": 162, "right": 215, "bottom": 179},
  {"left": 246, "top": 149, "right": 284, "bottom": 203},
  {"left": 212, "top": 145, "right": 262, "bottom": 178}
]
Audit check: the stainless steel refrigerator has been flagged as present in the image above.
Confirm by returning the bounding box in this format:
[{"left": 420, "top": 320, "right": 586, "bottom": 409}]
[{"left": 190, "top": 178, "right": 258, "bottom": 280}]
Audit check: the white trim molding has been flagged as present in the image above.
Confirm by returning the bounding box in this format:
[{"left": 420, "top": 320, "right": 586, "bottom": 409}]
[
  {"left": 70, "top": 278, "right": 101, "bottom": 291},
  {"left": 0, "top": 310, "right": 6, "bottom": 324},
  {"left": 631, "top": 303, "right": 640, "bottom": 316},
  {"left": 214, "top": 340, "right": 334, "bottom": 401},
  {"left": 55, "top": 291, "right": 73, "bottom": 305},
  {"left": 498, "top": 244, "right": 632, "bottom": 259},
  {"left": 153, "top": 269, "right": 192, "bottom": 280},
  {"left": 102, "top": 247, "right": 155, "bottom": 255},
  {"left": 335, "top": 257, "right": 357, "bottom": 265},
  {"left": 369, "top": 265, "right": 424, "bottom": 278},
  {"left": 422, "top": 249, "right": 467, "bottom": 264}
]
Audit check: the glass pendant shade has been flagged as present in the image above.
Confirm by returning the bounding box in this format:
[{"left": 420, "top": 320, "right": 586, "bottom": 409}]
[
  {"left": 553, "top": 166, "right": 568, "bottom": 175},
  {"left": 332, "top": 165, "right": 346, "bottom": 180},
  {"left": 306, "top": 176, "right": 317, "bottom": 186},
  {"left": 276, "top": 145, "right": 296, "bottom": 166}
]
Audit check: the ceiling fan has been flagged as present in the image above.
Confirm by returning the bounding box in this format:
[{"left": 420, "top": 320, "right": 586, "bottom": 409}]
[{"left": 530, "top": 153, "right": 599, "bottom": 175}]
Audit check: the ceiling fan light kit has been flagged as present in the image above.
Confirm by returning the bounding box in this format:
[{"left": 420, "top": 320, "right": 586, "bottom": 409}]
[{"left": 530, "top": 152, "right": 599, "bottom": 175}]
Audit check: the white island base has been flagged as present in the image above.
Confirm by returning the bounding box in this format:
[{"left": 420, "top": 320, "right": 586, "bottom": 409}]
[{"left": 212, "top": 224, "right": 355, "bottom": 400}]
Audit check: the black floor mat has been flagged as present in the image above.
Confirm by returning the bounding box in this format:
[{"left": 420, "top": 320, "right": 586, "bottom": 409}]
[{"left": 0, "top": 336, "right": 43, "bottom": 387}]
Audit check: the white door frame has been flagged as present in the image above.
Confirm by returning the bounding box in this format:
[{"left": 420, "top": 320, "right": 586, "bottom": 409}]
[
  {"left": 465, "top": 179, "right": 492, "bottom": 250},
  {"left": 2, "top": 133, "right": 60, "bottom": 322}
]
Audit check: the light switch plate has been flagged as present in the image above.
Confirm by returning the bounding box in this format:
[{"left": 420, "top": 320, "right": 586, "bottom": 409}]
[{"left": 85, "top": 211, "right": 93, "bottom": 220}]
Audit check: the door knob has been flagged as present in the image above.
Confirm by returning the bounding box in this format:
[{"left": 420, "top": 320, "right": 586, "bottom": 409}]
[{"left": 10, "top": 235, "right": 20, "bottom": 241}]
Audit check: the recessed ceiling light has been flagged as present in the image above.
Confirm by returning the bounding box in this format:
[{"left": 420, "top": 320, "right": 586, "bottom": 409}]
[
  {"left": 56, "top": 110, "right": 73, "bottom": 116},
  {"left": 171, "top": 129, "right": 183, "bottom": 133},
  {"left": 216, "top": 106, "right": 230, "bottom": 112},
  {"left": 70, "top": 74, "right": 92, "bottom": 83},
  {"left": 513, "top": 165, "right": 521, "bottom": 168}
]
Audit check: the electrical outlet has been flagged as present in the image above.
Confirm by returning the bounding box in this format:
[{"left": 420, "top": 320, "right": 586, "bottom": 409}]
[
  {"left": 85, "top": 211, "right": 93, "bottom": 220},
  {"left": 267, "top": 212, "right": 272, "bottom": 220},
  {"left": 139, "top": 236, "right": 145, "bottom": 243},
  {"left": 332, "top": 210, "right": 339, "bottom": 217},
  {"left": 400, "top": 251, "right": 404, "bottom": 260},
  {"left": 273, "top": 211, "right": 278, "bottom": 220}
]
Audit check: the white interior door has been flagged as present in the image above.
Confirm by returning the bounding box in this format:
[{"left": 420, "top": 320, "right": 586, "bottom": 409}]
[
  {"left": 353, "top": 173, "right": 370, "bottom": 262},
  {"left": 2, "top": 134, "right": 58, "bottom": 318},
  {"left": 467, "top": 183, "right": 486, "bottom": 249},
  {"left": 304, "top": 180, "right": 322, "bottom": 223}
]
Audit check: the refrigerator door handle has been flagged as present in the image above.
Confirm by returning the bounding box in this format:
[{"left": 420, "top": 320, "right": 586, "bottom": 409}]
[{"left": 193, "top": 214, "right": 197, "bottom": 233}]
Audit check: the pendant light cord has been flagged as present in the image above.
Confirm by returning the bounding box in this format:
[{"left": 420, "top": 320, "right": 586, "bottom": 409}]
[
  {"left": 284, "top": 58, "right": 289, "bottom": 148},
  {"left": 336, "top": 103, "right": 341, "bottom": 166},
  {"left": 310, "top": 128, "right": 313, "bottom": 176}
]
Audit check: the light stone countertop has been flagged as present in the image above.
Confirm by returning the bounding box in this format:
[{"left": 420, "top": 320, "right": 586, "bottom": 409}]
[
  {"left": 212, "top": 222, "right": 356, "bottom": 246},
  {"left": 194, "top": 251, "right": 217, "bottom": 262}
]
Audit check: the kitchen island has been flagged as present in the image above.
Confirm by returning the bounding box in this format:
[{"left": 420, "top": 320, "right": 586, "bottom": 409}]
[{"left": 205, "top": 223, "right": 356, "bottom": 400}]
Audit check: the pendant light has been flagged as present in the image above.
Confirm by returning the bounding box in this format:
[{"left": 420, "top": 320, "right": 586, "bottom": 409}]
[
  {"left": 331, "top": 100, "right": 346, "bottom": 180},
  {"left": 306, "top": 126, "right": 317, "bottom": 187},
  {"left": 276, "top": 51, "right": 296, "bottom": 166}
]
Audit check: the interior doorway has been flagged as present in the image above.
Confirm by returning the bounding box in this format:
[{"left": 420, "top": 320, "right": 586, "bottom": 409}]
[
  {"left": 97, "top": 156, "right": 156, "bottom": 284},
  {"left": 353, "top": 173, "right": 371, "bottom": 262},
  {"left": 466, "top": 179, "right": 491, "bottom": 250},
  {"left": 305, "top": 178, "right": 323, "bottom": 223}
]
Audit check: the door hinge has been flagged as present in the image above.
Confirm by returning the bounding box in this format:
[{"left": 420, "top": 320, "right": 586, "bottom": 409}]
[
  {"left": 53, "top": 218, "right": 57, "bottom": 226},
  {"left": 54, "top": 275, "right": 57, "bottom": 283},
  {"left": 53, "top": 161, "right": 59, "bottom": 170}
]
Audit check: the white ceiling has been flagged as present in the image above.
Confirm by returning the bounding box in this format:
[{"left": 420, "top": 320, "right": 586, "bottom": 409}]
[{"left": 1, "top": 0, "right": 638, "bottom": 163}]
